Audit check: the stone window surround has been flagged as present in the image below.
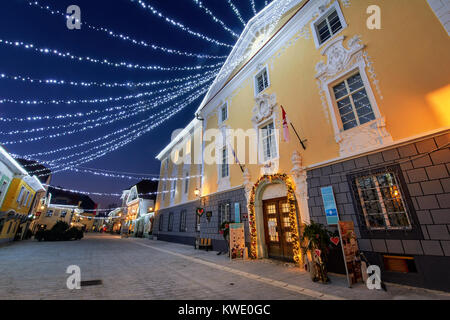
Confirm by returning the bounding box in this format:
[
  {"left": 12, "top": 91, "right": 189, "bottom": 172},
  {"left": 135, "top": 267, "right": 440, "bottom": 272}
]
[
  {"left": 347, "top": 164, "right": 424, "bottom": 240},
  {"left": 324, "top": 59, "right": 382, "bottom": 136},
  {"left": 257, "top": 116, "right": 280, "bottom": 165},
  {"left": 310, "top": 0, "right": 348, "bottom": 49}
]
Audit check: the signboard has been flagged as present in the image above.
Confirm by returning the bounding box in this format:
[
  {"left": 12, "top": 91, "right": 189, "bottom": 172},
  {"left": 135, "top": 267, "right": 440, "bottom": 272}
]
[
  {"left": 234, "top": 202, "right": 240, "bottom": 223},
  {"left": 338, "top": 221, "right": 362, "bottom": 286},
  {"left": 229, "top": 223, "right": 246, "bottom": 260},
  {"left": 320, "top": 186, "right": 339, "bottom": 225}
]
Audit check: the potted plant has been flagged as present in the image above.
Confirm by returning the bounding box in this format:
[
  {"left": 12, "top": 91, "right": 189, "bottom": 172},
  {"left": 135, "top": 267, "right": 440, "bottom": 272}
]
[{"left": 300, "top": 221, "right": 333, "bottom": 283}]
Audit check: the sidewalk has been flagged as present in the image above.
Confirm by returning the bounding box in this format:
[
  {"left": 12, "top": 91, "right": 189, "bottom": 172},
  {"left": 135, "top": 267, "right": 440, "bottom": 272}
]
[{"left": 129, "top": 237, "right": 450, "bottom": 300}]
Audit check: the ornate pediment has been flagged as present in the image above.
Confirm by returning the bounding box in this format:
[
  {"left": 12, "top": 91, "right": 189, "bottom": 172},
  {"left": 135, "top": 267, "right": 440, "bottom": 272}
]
[
  {"left": 251, "top": 93, "right": 277, "bottom": 125},
  {"left": 315, "top": 35, "right": 364, "bottom": 78}
]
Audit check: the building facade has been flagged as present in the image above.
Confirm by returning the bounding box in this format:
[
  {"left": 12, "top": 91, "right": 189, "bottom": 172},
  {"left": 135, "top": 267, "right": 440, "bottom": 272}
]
[
  {"left": 0, "top": 146, "right": 46, "bottom": 243},
  {"left": 153, "top": 0, "right": 450, "bottom": 291}
]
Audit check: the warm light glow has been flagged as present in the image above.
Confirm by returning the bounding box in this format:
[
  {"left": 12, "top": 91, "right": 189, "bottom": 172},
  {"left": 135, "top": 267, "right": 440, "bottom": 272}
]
[
  {"left": 427, "top": 84, "right": 450, "bottom": 126},
  {"left": 194, "top": 188, "right": 200, "bottom": 197}
]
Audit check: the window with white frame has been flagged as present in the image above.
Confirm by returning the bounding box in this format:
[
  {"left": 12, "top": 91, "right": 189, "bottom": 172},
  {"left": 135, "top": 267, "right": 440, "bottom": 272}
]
[
  {"left": 162, "top": 180, "right": 167, "bottom": 201},
  {"left": 0, "top": 181, "right": 8, "bottom": 200},
  {"left": 221, "top": 147, "right": 229, "bottom": 178},
  {"left": 255, "top": 67, "right": 269, "bottom": 94},
  {"left": 220, "top": 103, "right": 228, "bottom": 123},
  {"left": 184, "top": 172, "right": 189, "bottom": 194},
  {"left": 332, "top": 72, "right": 376, "bottom": 131},
  {"left": 260, "top": 122, "right": 278, "bottom": 162},
  {"left": 314, "top": 8, "right": 343, "bottom": 45},
  {"left": 171, "top": 180, "right": 176, "bottom": 200},
  {"left": 179, "top": 210, "right": 187, "bottom": 232},
  {"left": 218, "top": 202, "right": 231, "bottom": 230},
  {"left": 354, "top": 171, "right": 412, "bottom": 230},
  {"left": 16, "top": 186, "right": 25, "bottom": 205}
]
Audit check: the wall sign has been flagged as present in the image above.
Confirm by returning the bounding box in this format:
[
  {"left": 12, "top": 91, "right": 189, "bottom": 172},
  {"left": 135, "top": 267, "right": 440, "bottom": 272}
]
[
  {"left": 320, "top": 186, "right": 339, "bottom": 225},
  {"left": 229, "top": 223, "right": 246, "bottom": 260},
  {"left": 234, "top": 202, "right": 240, "bottom": 223}
]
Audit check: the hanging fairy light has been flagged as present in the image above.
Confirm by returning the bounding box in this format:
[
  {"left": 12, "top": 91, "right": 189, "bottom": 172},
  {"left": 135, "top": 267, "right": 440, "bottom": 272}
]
[
  {"left": 191, "top": 0, "right": 240, "bottom": 38},
  {"left": 0, "top": 38, "right": 225, "bottom": 73},
  {"left": 27, "top": 1, "right": 229, "bottom": 59},
  {"left": 250, "top": 0, "right": 257, "bottom": 15},
  {"left": 70, "top": 167, "right": 202, "bottom": 182},
  {"left": 226, "top": 0, "right": 247, "bottom": 27},
  {"left": 0, "top": 67, "right": 219, "bottom": 89},
  {"left": 43, "top": 184, "right": 174, "bottom": 197},
  {"left": 129, "top": 0, "right": 234, "bottom": 48},
  {"left": 4, "top": 76, "right": 213, "bottom": 147},
  {"left": 0, "top": 68, "right": 216, "bottom": 107},
  {"left": 24, "top": 85, "right": 210, "bottom": 175}
]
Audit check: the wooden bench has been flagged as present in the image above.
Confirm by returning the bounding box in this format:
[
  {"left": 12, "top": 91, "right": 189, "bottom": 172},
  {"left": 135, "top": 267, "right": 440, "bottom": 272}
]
[{"left": 195, "top": 238, "right": 213, "bottom": 251}]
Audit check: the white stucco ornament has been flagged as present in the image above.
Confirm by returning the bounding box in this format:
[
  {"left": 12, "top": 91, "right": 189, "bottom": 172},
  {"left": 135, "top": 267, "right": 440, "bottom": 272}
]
[
  {"left": 251, "top": 93, "right": 277, "bottom": 125},
  {"left": 316, "top": 35, "right": 364, "bottom": 78}
]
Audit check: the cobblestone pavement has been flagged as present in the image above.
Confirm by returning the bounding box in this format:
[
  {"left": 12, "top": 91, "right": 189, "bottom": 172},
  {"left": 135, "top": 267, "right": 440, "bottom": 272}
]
[{"left": 0, "top": 234, "right": 449, "bottom": 300}]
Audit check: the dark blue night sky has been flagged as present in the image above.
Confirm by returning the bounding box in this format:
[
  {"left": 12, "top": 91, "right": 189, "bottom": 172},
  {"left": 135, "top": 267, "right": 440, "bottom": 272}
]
[{"left": 0, "top": 0, "right": 270, "bottom": 208}]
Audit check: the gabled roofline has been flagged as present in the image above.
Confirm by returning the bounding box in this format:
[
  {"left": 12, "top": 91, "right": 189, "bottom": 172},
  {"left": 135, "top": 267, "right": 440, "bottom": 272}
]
[
  {"left": 0, "top": 144, "right": 28, "bottom": 176},
  {"left": 155, "top": 118, "right": 200, "bottom": 160}
]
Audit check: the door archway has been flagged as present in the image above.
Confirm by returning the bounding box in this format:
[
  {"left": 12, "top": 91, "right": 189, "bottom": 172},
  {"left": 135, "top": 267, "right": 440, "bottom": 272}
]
[{"left": 248, "top": 174, "right": 302, "bottom": 265}]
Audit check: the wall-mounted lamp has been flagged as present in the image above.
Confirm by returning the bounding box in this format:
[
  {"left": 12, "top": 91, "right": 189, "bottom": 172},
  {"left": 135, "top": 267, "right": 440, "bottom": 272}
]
[{"left": 194, "top": 188, "right": 200, "bottom": 198}]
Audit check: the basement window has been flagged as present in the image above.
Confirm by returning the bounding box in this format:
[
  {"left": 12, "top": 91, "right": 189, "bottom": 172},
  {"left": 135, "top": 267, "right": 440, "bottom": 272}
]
[{"left": 383, "top": 255, "right": 417, "bottom": 273}]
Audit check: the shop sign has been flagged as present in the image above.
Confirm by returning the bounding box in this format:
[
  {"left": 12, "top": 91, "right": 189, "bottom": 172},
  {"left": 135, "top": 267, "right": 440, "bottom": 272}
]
[{"left": 320, "top": 186, "right": 339, "bottom": 225}]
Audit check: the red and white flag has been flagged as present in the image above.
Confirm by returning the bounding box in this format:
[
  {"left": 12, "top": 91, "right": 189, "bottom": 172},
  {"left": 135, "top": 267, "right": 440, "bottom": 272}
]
[{"left": 280, "top": 105, "right": 291, "bottom": 143}]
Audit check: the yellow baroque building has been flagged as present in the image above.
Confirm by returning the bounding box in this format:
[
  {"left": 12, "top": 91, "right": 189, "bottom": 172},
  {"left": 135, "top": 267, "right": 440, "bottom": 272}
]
[{"left": 154, "top": 0, "right": 450, "bottom": 291}]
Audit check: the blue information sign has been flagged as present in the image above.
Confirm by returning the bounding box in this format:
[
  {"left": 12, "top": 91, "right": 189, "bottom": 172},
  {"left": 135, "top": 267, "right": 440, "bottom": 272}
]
[
  {"left": 321, "top": 186, "right": 339, "bottom": 225},
  {"left": 234, "top": 202, "right": 240, "bottom": 223}
]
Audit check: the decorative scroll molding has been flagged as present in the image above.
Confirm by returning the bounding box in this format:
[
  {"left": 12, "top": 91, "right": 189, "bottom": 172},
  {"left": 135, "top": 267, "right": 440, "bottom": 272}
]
[
  {"left": 315, "top": 35, "right": 364, "bottom": 78},
  {"left": 363, "top": 51, "right": 384, "bottom": 100},
  {"left": 335, "top": 117, "right": 393, "bottom": 157},
  {"left": 243, "top": 167, "right": 252, "bottom": 202},
  {"left": 251, "top": 93, "right": 277, "bottom": 125}
]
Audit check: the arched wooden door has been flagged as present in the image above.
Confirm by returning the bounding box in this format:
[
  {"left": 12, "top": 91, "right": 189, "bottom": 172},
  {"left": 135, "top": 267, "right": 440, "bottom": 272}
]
[{"left": 262, "top": 197, "right": 294, "bottom": 261}]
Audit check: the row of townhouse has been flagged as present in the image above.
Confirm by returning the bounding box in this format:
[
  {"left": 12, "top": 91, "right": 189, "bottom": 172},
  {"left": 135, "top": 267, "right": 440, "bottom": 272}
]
[
  {"left": 108, "top": 180, "right": 158, "bottom": 237},
  {"left": 0, "top": 145, "right": 46, "bottom": 243},
  {"left": 153, "top": 0, "right": 450, "bottom": 291}
]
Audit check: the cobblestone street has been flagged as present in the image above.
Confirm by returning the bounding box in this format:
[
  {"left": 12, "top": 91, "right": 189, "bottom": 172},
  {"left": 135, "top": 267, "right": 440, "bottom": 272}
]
[{"left": 1, "top": 234, "right": 449, "bottom": 300}]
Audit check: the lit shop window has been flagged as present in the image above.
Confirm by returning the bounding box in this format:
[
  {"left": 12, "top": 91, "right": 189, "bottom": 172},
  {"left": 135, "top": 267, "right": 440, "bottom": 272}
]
[
  {"left": 354, "top": 172, "right": 412, "bottom": 230},
  {"left": 332, "top": 73, "right": 376, "bottom": 131}
]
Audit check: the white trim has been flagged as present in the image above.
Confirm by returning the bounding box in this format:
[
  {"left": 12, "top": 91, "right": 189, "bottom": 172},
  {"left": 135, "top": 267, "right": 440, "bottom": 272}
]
[
  {"left": 253, "top": 64, "right": 271, "bottom": 97},
  {"left": 310, "top": 0, "right": 348, "bottom": 49},
  {"left": 0, "top": 145, "right": 28, "bottom": 176},
  {"left": 218, "top": 101, "right": 229, "bottom": 124},
  {"left": 156, "top": 119, "right": 200, "bottom": 160}
]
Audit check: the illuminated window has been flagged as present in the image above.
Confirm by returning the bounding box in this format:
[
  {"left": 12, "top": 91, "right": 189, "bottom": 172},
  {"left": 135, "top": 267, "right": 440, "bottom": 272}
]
[
  {"left": 60, "top": 211, "right": 67, "bottom": 218},
  {"left": 354, "top": 172, "right": 411, "bottom": 230},
  {"left": 46, "top": 210, "right": 53, "bottom": 217},
  {"left": 267, "top": 218, "right": 279, "bottom": 242},
  {"left": 332, "top": 73, "right": 376, "bottom": 131}
]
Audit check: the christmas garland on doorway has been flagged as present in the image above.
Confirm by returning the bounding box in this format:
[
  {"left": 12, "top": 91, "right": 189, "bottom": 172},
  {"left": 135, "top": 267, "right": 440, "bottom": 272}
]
[{"left": 248, "top": 174, "right": 302, "bottom": 265}]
